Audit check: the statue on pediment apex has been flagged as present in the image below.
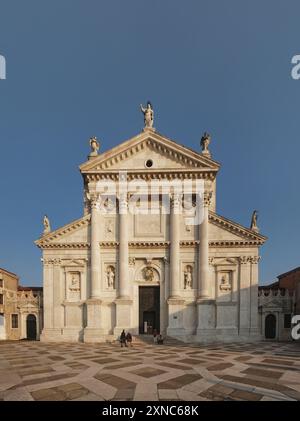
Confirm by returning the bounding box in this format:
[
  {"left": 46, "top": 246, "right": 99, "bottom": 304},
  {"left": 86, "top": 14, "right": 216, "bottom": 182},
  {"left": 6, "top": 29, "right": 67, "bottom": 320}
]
[{"left": 140, "top": 101, "right": 154, "bottom": 129}]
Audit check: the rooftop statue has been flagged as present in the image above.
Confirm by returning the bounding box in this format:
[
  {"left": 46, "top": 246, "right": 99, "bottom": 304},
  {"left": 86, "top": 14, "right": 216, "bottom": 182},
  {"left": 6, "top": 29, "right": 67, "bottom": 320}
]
[
  {"left": 43, "top": 215, "right": 51, "bottom": 235},
  {"left": 200, "top": 132, "right": 211, "bottom": 156},
  {"left": 89, "top": 136, "right": 100, "bottom": 157},
  {"left": 250, "top": 210, "right": 259, "bottom": 232},
  {"left": 140, "top": 101, "right": 154, "bottom": 129}
]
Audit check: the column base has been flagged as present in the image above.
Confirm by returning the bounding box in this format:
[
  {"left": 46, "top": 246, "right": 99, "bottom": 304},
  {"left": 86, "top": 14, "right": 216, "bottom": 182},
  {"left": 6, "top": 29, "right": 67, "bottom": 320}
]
[
  {"left": 84, "top": 327, "right": 108, "bottom": 343},
  {"left": 114, "top": 298, "right": 133, "bottom": 335},
  {"left": 166, "top": 327, "right": 186, "bottom": 337},
  {"left": 196, "top": 299, "right": 215, "bottom": 333},
  {"left": 167, "top": 297, "right": 185, "bottom": 337},
  {"left": 40, "top": 328, "right": 84, "bottom": 343}
]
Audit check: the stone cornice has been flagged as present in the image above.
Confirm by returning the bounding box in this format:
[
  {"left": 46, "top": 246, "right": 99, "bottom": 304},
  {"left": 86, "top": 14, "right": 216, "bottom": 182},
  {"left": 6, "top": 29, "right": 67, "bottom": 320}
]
[
  {"left": 84, "top": 169, "right": 217, "bottom": 182},
  {"left": 129, "top": 241, "right": 170, "bottom": 248},
  {"left": 39, "top": 239, "right": 262, "bottom": 250},
  {"left": 100, "top": 241, "right": 119, "bottom": 248},
  {"left": 39, "top": 243, "right": 90, "bottom": 250},
  {"left": 35, "top": 215, "right": 91, "bottom": 248},
  {"left": 181, "top": 240, "right": 263, "bottom": 247},
  {"left": 80, "top": 130, "right": 220, "bottom": 175},
  {"left": 209, "top": 240, "right": 263, "bottom": 247},
  {"left": 99, "top": 241, "right": 170, "bottom": 249}
]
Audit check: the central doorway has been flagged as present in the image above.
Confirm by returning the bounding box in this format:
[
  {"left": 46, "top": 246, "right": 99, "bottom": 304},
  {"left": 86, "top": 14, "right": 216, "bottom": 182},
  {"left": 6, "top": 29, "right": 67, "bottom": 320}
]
[{"left": 139, "top": 286, "right": 160, "bottom": 334}]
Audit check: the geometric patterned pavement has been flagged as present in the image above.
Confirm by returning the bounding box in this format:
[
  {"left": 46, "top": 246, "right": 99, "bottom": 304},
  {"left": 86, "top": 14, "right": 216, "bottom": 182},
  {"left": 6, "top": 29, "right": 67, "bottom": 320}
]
[{"left": 0, "top": 339, "right": 299, "bottom": 401}]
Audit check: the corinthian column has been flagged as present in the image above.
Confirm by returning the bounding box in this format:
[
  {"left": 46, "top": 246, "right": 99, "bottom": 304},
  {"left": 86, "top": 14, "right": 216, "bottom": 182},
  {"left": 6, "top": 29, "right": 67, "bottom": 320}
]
[
  {"left": 167, "top": 192, "right": 185, "bottom": 337},
  {"left": 90, "top": 196, "right": 101, "bottom": 298},
  {"left": 118, "top": 194, "right": 129, "bottom": 298},
  {"left": 169, "top": 193, "right": 181, "bottom": 298},
  {"left": 198, "top": 191, "right": 211, "bottom": 299}
]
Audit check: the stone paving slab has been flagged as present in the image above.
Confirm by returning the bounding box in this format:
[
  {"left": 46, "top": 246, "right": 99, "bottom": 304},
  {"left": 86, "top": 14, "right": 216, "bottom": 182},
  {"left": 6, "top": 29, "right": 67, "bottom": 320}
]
[{"left": 0, "top": 340, "right": 299, "bottom": 401}]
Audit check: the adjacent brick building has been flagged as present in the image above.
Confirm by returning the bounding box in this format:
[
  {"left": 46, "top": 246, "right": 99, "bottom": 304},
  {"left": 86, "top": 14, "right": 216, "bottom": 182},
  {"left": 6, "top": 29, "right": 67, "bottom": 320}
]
[{"left": 0, "top": 267, "right": 43, "bottom": 340}]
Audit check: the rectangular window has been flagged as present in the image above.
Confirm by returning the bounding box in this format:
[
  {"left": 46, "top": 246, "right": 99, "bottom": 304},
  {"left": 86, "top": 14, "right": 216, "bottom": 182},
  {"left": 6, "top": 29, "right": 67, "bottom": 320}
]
[
  {"left": 284, "top": 314, "right": 291, "bottom": 329},
  {"left": 0, "top": 279, "right": 3, "bottom": 288},
  {"left": 11, "top": 314, "right": 18, "bottom": 329},
  {"left": 0, "top": 294, "right": 3, "bottom": 305}
]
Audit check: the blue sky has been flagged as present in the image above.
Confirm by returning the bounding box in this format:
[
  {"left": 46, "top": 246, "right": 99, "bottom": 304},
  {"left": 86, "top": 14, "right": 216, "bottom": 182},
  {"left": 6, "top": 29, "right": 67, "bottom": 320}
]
[{"left": 0, "top": 0, "right": 299, "bottom": 286}]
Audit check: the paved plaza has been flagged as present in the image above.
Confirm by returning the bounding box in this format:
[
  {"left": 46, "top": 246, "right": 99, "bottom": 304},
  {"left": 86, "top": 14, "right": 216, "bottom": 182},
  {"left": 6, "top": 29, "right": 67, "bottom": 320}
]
[{"left": 0, "top": 339, "right": 299, "bottom": 401}]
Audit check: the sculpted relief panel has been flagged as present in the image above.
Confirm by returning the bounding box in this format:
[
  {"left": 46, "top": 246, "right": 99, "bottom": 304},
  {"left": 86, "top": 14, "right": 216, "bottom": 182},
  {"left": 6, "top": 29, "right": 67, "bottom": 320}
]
[
  {"left": 135, "top": 264, "right": 160, "bottom": 284},
  {"left": 217, "top": 271, "right": 232, "bottom": 302},
  {"left": 67, "top": 272, "right": 81, "bottom": 301}
]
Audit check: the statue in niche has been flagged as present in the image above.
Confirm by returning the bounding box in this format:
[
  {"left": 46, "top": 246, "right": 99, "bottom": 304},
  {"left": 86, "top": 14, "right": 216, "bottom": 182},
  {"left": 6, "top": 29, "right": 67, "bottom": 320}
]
[
  {"left": 140, "top": 101, "right": 154, "bottom": 128},
  {"left": 184, "top": 265, "right": 193, "bottom": 289},
  {"left": 250, "top": 210, "right": 259, "bottom": 232},
  {"left": 219, "top": 273, "right": 231, "bottom": 291},
  {"left": 43, "top": 215, "right": 51, "bottom": 235},
  {"left": 143, "top": 266, "right": 154, "bottom": 282},
  {"left": 106, "top": 266, "right": 115, "bottom": 289}
]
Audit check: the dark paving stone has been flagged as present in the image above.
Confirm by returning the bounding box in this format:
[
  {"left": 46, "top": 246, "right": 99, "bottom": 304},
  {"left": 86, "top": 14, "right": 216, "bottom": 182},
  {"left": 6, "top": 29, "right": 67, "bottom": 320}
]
[
  {"left": 219, "top": 374, "right": 291, "bottom": 393},
  {"left": 235, "top": 356, "right": 253, "bottom": 362},
  {"left": 207, "top": 362, "right": 234, "bottom": 371},
  {"left": 242, "top": 367, "right": 283, "bottom": 380},
  {"left": 92, "top": 358, "right": 120, "bottom": 364},
  {"left": 158, "top": 374, "right": 202, "bottom": 389},
  {"left": 177, "top": 358, "right": 205, "bottom": 366},
  {"left": 65, "top": 362, "right": 88, "bottom": 370},
  {"left": 262, "top": 358, "right": 294, "bottom": 366},
  {"left": 104, "top": 362, "right": 142, "bottom": 370},
  {"left": 230, "top": 389, "right": 262, "bottom": 401},
  {"left": 131, "top": 367, "right": 166, "bottom": 378},
  {"left": 19, "top": 366, "right": 54, "bottom": 377},
  {"left": 31, "top": 382, "right": 89, "bottom": 401},
  {"left": 157, "top": 362, "right": 192, "bottom": 371},
  {"left": 94, "top": 372, "right": 136, "bottom": 390},
  {"left": 48, "top": 355, "right": 65, "bottom": 361},
  {"left": 22, "top": 372, "right": 75, "bottom": 386}
]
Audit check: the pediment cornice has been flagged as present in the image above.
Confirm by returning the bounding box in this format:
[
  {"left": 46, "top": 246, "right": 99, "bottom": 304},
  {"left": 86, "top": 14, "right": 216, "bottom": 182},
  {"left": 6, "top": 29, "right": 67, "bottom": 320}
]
[
  {"left": 209, "top": 211, "right": 267, "bottom": 245},
  {"left": 80, "top": 130, "right": 220, "bottom": 177},
  {"left": 35, "top": 215, "right": 91, "bottom": 249}
]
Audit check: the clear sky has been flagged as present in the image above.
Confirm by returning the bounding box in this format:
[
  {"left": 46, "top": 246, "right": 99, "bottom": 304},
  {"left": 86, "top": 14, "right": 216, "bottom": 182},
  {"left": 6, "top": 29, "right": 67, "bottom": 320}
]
[{"left": 0, "top": 0, "right": 299, "bottom": 286}]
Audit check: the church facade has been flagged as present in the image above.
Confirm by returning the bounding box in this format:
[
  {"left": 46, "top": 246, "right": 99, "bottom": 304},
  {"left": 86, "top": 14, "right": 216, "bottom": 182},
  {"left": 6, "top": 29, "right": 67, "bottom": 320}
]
[{"left": 35, "top": 110, "right": 267, "bottom": 343}]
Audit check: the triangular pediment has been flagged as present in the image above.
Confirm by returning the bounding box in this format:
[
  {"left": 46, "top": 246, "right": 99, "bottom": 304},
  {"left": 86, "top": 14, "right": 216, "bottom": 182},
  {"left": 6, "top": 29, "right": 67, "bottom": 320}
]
[
  {"left": 80, "top": 130, "right": 220, "bottom": 173},
  {"left": 35, "top": 215, "right": 91, "bottom": 249},
  {"left": 209, "top": 211, "right": 267, "bottom": 245}
]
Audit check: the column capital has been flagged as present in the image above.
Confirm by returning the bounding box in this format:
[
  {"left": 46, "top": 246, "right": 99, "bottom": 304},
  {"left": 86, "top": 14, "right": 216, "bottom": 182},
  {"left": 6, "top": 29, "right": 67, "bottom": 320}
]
[
  {"left": 202, "top": 191, "right": 212, "bottom": 207},
  {"left": 239, "top": 256, "right": 250, "bottom": 265},
  {"left": 170, "top": 193, "right": 182, "bottom": 210},
  {"left": 250, "top": 256, "right": 261, "bottom": 264},
  {"left": 90, "top": 193, "right": 100, "bottom": 209}
]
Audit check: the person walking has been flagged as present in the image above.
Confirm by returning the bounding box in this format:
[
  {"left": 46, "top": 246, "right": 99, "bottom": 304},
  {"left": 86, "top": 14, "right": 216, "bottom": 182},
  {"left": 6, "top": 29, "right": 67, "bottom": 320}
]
[
  {"left": 126, "top": 332, "right": 133, "bottom": 347},
  {"left": 120, "top": 329, "right": 127, "bottom": 347}
]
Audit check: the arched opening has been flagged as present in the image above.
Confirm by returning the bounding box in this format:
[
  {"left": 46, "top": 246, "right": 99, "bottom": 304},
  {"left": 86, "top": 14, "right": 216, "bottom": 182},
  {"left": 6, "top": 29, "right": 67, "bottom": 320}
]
[
  {"left": 265, "top": 314, "right": 276, "bottom": 339},
  {"left": 26, "top": 314, "right": 37, "bottom": 340}
]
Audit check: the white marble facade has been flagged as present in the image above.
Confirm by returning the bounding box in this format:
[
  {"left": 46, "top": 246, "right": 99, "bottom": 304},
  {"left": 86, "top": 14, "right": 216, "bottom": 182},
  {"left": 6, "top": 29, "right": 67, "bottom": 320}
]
[{"left": 36, "top": 127, "right": 267, "bottom": 343}]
